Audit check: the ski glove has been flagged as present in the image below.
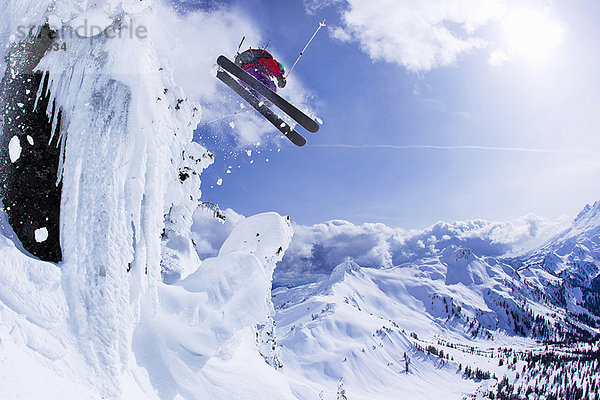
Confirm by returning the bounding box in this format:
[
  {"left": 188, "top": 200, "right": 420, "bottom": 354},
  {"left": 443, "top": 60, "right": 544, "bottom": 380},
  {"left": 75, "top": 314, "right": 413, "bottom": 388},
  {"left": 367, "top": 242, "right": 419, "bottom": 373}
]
[{"left": 277, "top": 76, "right": 287, "bottom": 88}]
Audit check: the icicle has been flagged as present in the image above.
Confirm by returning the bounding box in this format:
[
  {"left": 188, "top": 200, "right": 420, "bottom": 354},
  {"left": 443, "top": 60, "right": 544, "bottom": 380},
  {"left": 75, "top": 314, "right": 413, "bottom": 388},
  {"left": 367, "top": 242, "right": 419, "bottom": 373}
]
[
  {"left": 55, "top": 132, "right": 66, "bottom": 186},
  {"left": 33, "top": 71, "right": 48, "bottom": 111},
  {"left": 47, "top": 101, "right": 60, "bottom": 145}
]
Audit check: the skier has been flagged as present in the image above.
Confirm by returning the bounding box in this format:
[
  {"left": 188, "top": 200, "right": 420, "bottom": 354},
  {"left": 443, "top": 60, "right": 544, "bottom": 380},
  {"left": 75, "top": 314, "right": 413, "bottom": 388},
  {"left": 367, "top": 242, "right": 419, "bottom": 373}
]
[
  {"left": 234, "top": 48, "right": 286, "bottom": 92},
  {"left": 215, "top": 21, "right": 325, "bottom": 146}
]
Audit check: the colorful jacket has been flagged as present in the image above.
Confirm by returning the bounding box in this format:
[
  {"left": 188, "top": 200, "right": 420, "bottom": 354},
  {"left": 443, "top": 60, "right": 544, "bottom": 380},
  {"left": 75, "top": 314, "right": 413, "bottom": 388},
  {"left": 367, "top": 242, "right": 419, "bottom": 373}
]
[{"left": 234, "top": 49, "right": 285, "bottom": 78}]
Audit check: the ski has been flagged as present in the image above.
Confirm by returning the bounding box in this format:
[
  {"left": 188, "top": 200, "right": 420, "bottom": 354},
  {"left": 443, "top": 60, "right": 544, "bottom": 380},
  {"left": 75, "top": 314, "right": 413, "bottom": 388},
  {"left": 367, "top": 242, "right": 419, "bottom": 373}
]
[
  {"left": 216, "top": 70, "right": 307, "bottom": 147},
  {"left": 217, "top": 55, "right": 320, "bottom": 134}
]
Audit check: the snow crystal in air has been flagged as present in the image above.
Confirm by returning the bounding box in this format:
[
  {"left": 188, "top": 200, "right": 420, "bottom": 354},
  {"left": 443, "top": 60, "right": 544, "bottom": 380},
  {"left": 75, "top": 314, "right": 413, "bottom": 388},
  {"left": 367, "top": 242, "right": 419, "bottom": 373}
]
[
  {"left": 217, "top": 178, "right": 223, "bottom": 186},
  {"left": 26, "top": 135, "right": 34, "bottom": 145},
  {"left": 9, "top": 136, "right": 21, "bottom": 163},
  {"left": 34, "top": 227, "right": 49, "bottom": 243},
  {"left": 246, "top": 150, "right": 252, "bottom": 156},
  {"left": 226, "top": 169, "right": 231, "bottom": 174},
  {"left": 229, "top": 121, "right": 235, "bottom": 129},
  {"left": 17, "top": 103, "right": 24, "bottom": 108}
]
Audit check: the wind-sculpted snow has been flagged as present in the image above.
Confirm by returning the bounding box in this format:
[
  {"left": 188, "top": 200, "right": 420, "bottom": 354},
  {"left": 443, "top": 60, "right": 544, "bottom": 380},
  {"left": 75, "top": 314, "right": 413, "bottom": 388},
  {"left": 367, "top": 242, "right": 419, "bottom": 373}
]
[
  {"left": 190, "top": 207, "right": 246, "bottom": 259},
  {"left": 133, "top": 212, "right": 295, "bottom": 399},
  {"left": 0, "top": 221, "right": 103, "bottom": 399}
]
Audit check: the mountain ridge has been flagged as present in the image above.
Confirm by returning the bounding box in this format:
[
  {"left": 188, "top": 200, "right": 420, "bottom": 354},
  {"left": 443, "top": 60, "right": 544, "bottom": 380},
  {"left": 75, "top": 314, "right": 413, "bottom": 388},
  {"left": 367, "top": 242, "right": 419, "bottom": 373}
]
[{"left": 270, "top": 201, "right": 600, "bottom": 398}]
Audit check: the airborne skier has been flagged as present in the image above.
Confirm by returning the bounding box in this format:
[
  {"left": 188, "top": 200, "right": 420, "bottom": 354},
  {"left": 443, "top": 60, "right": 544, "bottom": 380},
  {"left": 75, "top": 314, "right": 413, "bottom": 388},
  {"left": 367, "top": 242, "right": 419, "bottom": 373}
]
[
  {"left": 234, "top": 48, "right": 287, "bottom": 92},
  {"left": 215, "top": 21, "right": 325, "bottom": 146}
]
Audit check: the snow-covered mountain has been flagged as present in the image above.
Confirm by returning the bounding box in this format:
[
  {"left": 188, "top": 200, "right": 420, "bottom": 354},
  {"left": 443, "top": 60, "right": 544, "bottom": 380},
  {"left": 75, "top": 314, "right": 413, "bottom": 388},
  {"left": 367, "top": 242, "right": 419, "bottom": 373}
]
[
  {"left": 509, "top": 201, "right": 600, "bottom": 289},
  {"left": 269, "top": 202, "right": 600, "bottom": 399}
]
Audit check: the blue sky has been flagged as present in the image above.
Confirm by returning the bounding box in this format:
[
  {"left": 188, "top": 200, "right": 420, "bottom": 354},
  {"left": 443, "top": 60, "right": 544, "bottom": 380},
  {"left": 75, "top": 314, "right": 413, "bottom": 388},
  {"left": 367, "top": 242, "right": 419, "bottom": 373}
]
[{"left": 183, "top": 0, "right": 600, "bottom": 229}]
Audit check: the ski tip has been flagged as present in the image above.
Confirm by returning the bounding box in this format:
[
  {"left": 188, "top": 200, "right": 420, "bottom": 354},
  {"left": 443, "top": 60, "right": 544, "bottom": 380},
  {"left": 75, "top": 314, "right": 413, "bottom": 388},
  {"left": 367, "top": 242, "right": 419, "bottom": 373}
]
[
  {"left": 304, "top": 121, "right": 320, "bottom": 134},
  {"left": 307, "top": 124, "right": 320, "bottom": 134}
]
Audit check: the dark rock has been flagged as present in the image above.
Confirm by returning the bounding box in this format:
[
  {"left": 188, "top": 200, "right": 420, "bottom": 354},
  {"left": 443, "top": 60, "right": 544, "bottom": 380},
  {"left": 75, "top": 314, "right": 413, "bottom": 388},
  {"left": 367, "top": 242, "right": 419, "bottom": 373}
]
[{"left": 0, "top": 25, "right": 62, "bottom": 262}]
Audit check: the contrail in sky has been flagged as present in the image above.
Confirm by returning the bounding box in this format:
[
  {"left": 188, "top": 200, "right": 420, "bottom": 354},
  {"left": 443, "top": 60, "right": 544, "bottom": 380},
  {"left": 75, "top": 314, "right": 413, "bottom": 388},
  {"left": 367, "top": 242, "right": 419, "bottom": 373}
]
[{"left": 309, "top": 144, "right": 600, "bottom": 156}]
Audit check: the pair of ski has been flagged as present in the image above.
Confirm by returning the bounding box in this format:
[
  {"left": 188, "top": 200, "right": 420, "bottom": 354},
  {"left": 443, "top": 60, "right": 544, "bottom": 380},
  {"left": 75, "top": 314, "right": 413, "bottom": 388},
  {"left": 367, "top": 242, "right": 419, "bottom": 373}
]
[{"left": 216, "top": 55, "right": 319, "bottom": 147}]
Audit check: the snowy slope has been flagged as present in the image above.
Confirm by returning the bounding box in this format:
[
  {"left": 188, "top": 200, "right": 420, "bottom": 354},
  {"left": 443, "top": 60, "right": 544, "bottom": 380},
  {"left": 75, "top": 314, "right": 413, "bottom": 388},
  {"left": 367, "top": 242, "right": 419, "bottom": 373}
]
[
  {"left": 272, "top": 257, "right": 529, "bottom": 400},
  {"left": 0, "top": 208, "right": 297, "bottom": 399},
  {"left": 510, "top": 201, "right": 600, "bottom": 289},
  {"left": 271, "top": 202, "right": 600, "bottom": 399}
]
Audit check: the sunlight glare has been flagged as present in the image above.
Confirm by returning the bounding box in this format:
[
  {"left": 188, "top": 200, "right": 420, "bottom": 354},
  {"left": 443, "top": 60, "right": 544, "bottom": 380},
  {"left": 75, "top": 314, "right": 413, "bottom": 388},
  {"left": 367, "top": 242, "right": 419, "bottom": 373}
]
[{"left": 502, "top": 9, "right": 566, "bottom": 62}]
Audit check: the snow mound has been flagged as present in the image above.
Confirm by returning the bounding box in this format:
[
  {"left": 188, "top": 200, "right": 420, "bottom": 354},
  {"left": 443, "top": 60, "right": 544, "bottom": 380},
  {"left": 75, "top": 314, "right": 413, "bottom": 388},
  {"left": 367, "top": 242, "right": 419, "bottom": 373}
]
[
  {"left": 0, "top": 231, "right": 104, "bottom": 399},
  {"left": 219, "top": 212, "right": 293, "bottom": 277},
  {"left": 133, "top": 212, "right": 296, "bottom": 398},
  {"left": 0, "top": 211, "right": 297, "bottom": 399}
]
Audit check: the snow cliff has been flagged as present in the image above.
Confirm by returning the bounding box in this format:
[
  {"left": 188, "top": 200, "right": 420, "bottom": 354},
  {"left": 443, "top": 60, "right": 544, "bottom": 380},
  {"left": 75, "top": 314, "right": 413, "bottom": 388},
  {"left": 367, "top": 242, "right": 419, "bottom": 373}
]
[{"left": 0, "top": 1, "right": 296, "bottom": 398}]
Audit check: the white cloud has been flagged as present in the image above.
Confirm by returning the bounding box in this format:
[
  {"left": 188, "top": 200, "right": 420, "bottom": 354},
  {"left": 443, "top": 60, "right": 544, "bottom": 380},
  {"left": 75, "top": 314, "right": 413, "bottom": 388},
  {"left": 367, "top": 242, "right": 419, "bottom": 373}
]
[
  {"left": 329, "top": 0, "right": 506, "bottom": 71},
  {"left": 304, "top": 0, "right": 345, "bottom": 15},
  {"left": 273, "top": 213, "right": 570, "bottom": 287},
  {"left": 488, "top": 49, "right": 509, "bottom": 66}
]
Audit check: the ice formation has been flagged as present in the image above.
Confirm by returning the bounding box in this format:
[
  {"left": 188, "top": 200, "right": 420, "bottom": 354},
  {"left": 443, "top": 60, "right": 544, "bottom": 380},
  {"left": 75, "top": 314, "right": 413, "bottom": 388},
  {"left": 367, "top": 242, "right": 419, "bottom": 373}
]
[{"left": 0, "top": 1, "right": 297, "bottom": 398}]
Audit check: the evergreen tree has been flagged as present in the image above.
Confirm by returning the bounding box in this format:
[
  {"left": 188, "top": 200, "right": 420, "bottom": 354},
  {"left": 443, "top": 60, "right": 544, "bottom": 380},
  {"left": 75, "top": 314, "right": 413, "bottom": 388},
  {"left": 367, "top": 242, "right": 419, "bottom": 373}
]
[{"left": 337, "top": 378, "right": 348, "bottom": 400}]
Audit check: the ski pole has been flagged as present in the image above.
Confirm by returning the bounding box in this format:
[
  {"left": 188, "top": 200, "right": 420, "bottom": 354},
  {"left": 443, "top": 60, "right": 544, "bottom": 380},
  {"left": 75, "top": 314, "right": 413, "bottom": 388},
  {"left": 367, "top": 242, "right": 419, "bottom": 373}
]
[
  {"left": 285, "top": 19, "right": 326, "bottom": 80},
  {"left": 203, "top": 107, "right": 253, "bottom": 125},
  {"left": 236, "top": 36, "right": 246, "bottom": 55}
]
